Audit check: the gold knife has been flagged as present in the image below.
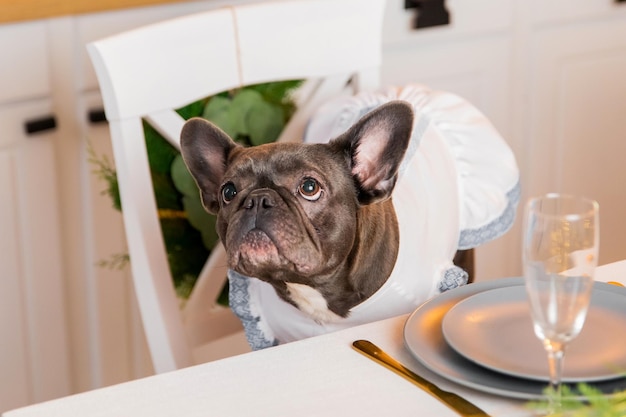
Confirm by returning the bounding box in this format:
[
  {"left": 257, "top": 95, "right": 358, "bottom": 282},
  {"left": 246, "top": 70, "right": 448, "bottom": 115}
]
[{"left": 352, "top": 340, "right": 491, "bottom": 417}]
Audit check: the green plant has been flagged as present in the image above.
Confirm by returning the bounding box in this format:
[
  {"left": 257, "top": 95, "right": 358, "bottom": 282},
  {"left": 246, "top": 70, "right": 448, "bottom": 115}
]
[
  {"left": 527, "top": 383, "right": 626, "bottom": 417},
  {"left": 91, "top": 80, "right": 302, "bottom": 301}
]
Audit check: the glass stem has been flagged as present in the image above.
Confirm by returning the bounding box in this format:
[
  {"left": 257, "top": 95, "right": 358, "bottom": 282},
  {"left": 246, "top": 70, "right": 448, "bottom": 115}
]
[{"left": 546, "top": 347, "right": 565, "bottom": 413}]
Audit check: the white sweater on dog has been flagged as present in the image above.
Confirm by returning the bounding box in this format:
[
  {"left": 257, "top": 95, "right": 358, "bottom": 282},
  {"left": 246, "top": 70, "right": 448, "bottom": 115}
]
[{"left": 228, "top": 84, "right": 520, "bottom": 349}]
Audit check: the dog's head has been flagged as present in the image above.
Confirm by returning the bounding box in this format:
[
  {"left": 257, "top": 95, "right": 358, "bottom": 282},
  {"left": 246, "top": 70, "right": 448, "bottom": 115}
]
[{"left": 180, "top": 101, "right": 413, "bottom": 290}]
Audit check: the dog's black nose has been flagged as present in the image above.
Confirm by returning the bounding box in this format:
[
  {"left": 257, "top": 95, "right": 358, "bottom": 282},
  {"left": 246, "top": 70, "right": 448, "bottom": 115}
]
[{"left": 244, "top": 190, "right": 276, "bottom": 210}]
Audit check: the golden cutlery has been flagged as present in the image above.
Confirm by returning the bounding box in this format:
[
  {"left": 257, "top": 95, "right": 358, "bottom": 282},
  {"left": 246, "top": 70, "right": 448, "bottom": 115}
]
[
  {"left": 608, "top": 281, "right": 624, "bottom": 287},
  {"left": 352, "top": 340, "right": 491, "bottom": 417}
]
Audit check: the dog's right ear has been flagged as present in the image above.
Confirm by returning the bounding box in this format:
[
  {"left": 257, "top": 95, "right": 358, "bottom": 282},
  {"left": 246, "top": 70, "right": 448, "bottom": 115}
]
[
  {"left": 180, "top": 118, "right": 238, "bottom": 214},
  {"left": 330, "top": 101, "right": 414, "bottom": 205}
]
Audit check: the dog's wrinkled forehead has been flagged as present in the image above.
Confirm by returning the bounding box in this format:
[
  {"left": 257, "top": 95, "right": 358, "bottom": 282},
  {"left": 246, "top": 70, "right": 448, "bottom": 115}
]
[{"left": 226, "top": 142, "right": 349, "bottom": 187}]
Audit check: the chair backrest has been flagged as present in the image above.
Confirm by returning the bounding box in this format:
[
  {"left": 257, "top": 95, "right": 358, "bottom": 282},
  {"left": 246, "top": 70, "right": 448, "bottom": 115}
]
[{"left": 87, "top": 0, "right": 386, "bottom": 373}]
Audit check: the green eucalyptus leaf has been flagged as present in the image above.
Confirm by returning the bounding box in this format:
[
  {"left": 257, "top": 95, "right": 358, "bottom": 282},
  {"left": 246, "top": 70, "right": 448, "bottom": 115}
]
[
  {"left": 250, "top": 80, "right": 302, "bottom": 106},
  {"left": 144, "top": 121, "right": 178, "bottom": 174},
  {"left": 143, "top": 123, "right": 182, "bottom": 210},
  {"left": 171, "top": 154, "right": 199, "bottom": 197},
  {"left": 202, "top": 96, "right": 236, "bottom": 138},
  {"left": 230, "top": 89, "right": 265, "bottom": 136},
  {"left": 160, "top": 217, "right": 209, "bottom": 288},
  {"left": 108, "top": 179, "right": 122, "bottom": 211},
  {"left": 152, "top": 172, "right": 181, "bottom": 210},
  {"left": 248, "top": 101, "right": 285, "bottom": 146},
  {"left": 182, "top": 195, "right": 219, "bottom": 250},
  {"left": 176, "top": 99, "right": 205, "bottom": 120}
]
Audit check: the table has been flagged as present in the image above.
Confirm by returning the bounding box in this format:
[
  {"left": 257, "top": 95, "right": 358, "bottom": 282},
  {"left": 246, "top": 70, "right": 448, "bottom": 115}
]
[{"left": 5, "top": 261, "right": 625, "bottom": 417}]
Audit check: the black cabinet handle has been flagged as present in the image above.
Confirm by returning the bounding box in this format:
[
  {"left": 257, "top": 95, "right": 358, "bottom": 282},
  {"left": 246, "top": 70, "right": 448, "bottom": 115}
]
[
  {"left": 405, "top": 0, "right": 450, "bottom": 29},
  {"left": 25, "top": 116, "right": 57, "bottom": 135},
  {"left": 88, "top": 108, "right": 107, "bottom": 124}
]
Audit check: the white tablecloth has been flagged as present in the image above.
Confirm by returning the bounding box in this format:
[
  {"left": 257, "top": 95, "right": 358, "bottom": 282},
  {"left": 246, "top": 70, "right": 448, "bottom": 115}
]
[{"left": 4, "top": 261, "right": 625, "bottom": 417}]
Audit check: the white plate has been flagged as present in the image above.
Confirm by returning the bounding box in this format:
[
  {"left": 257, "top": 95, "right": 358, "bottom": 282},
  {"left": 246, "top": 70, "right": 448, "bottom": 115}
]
[
  {"left": 442, "top": 285, "right": 626, "bottom": 382},
  {"left": 403, "top": 278, "right": 626, "bottom": 399}
]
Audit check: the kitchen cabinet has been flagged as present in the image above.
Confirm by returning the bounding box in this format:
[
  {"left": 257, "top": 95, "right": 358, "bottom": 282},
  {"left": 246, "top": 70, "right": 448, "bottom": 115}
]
[
  {"left": 525, "top": 0, "right": 626, "bottom": 267},
  {"left": 0, "top": 22, "right": 71, "bottom": 412}
]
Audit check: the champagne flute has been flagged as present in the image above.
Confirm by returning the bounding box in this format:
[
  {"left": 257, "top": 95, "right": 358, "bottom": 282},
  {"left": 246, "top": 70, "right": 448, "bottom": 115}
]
[{"left": 522, "top": 193, "right": 599, "bottom": 412}]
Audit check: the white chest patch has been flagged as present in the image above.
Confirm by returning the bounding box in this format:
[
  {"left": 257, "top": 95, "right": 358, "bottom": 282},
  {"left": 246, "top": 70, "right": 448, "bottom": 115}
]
[{"left": 285, "top": 283, "right": 343, "bottom": 324}]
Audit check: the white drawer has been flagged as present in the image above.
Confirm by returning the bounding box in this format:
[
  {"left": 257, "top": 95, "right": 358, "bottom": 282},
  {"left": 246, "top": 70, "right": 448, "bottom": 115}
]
[
  {"left": 0, "top": 99, "right": 55, "bottom": 148},
  {"left": 383, "top": 0, "right": 514, "bottom": 47},
  {"left": 0, "top": 21, "right": 50, "bottom": 104}
]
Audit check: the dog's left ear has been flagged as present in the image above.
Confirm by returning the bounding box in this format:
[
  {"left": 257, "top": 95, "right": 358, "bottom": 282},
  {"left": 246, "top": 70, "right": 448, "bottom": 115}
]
[{"left": 332, "top": 100, "right": 414, "bottom": 205}]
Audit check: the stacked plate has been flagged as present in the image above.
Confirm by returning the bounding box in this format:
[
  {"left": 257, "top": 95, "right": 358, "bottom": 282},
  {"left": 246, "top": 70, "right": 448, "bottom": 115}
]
[{"left": 403, "top": 277, "right": 626, "bottom": 399}]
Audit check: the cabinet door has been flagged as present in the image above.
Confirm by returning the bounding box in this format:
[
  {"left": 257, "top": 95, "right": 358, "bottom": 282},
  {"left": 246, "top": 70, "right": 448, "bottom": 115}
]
[
  {"left": 527, "top": 12, "right": 626, "bottom": 266},
  {"left": 0, "top": 21, "right": 49, "bottom": 103},
  {"left": 0, "top": 99, "right": 71, "bottom": 412},
  {"left": 381, "top": 0, "right": 519, "bottom": 280}
]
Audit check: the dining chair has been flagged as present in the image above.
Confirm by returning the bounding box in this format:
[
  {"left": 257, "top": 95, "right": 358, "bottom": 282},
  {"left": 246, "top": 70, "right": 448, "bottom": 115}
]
[{"left": 87, "top": 0, "right": 387, "bottom": 374}]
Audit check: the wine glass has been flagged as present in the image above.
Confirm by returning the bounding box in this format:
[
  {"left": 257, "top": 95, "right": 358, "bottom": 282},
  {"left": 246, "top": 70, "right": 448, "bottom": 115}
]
[{"left": 522, "top": 193, "right": 599, "bottom": 412}]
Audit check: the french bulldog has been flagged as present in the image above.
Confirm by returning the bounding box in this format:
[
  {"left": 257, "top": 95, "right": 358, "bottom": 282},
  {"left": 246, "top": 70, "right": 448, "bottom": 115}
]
[{"left": 180, "top": 101, "right": 414, "bottom": 324}]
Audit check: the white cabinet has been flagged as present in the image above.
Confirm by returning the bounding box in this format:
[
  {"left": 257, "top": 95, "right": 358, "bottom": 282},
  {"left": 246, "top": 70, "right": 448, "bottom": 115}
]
[
  {"left": 0, "top": 22, "right": 71, "bottom": 409},
  {"left": 526, "top": 2, "right": 626, "bottom": 267}
]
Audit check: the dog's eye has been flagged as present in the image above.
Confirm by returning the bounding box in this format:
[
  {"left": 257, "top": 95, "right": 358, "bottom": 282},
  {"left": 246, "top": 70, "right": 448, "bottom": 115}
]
[
  {"left": 221, "top": 182, "right": 237, "bottom": 203},
  {"left": 298, "top": 178, "right": 322, "bottom": 201}
]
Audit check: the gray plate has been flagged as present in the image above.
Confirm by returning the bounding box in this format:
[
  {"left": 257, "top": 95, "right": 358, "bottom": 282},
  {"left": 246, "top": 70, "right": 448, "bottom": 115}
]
[
  {"left": 403, "top": 277, "right": 626, "bottom": 399},
  {"left": 442, "top": 285, "right": 626, "bottom": 383}
]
